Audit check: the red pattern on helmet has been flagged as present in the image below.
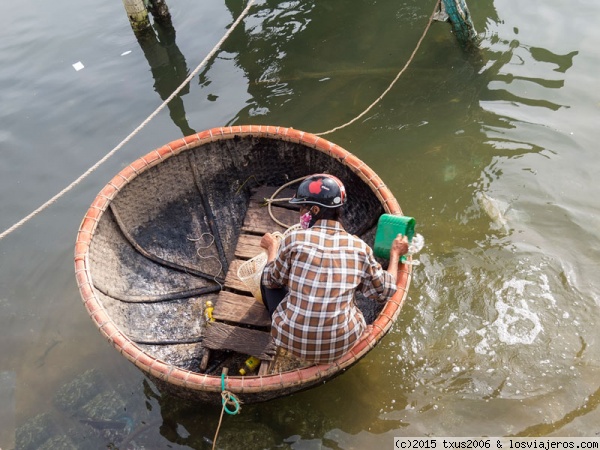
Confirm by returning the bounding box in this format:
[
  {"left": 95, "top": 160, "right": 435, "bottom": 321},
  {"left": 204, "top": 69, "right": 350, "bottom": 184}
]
[{"left": 308, "top": 179, "right": 323, "bottom": 194}]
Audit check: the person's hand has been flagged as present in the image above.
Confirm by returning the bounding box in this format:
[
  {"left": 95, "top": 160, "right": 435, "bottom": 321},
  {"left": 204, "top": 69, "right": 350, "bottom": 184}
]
[
  {"left": 386, "top": 234, "right": 408, "bottom": 276},
  {"left": 260, "top": 233, "right": 280, "bottom": 262},
  {"left": 390, "top": 234, "right": 409, "bottom": 259},
  {"left": 260, "top": 233, "right": 279, "bottom": 251}
]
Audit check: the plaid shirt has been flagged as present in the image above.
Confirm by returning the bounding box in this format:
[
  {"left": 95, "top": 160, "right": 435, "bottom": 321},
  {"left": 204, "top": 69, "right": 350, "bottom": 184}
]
[{"left": 262, "top": 220, "right": 397, "bottom": 363}]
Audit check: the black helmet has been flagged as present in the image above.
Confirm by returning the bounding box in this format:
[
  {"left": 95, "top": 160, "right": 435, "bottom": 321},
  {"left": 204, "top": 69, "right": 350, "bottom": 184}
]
[{"left": 289, "top": 174, "right": 347, "bottom": 208}]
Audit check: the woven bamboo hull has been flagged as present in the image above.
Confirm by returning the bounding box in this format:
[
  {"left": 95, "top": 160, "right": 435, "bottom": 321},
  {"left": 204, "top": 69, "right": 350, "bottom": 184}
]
[{"left": 75, "top": 125, "right": 412, "bottom": 404}]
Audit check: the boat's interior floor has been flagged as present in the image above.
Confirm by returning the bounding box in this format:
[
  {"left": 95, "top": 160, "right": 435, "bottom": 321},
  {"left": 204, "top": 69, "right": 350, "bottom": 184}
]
[
  {"left": 91, "top": 183, "right": 383, "bottom": 377},
  {"left": 201, "top": 186, "right": 312, "bottom": 375}
]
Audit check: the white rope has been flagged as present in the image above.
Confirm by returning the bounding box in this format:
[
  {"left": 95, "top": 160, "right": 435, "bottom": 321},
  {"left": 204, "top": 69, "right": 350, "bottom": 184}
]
[
  {"left": 0, "top": 0, "right": 256, "bottom": 242},
  {"left": 314, "top": 0, "right": 441, "bottom": 136},
  {"left": 187, "top": 232, "right": 223, "bottom": 289},
  {"left": 264, "top": 175, "right": 309, "bottom": 228}
]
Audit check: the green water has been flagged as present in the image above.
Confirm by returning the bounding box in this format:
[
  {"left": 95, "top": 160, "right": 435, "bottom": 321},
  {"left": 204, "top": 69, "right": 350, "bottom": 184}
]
[{"left": 1, "top": 0, "right": 599, "bottom": 448}]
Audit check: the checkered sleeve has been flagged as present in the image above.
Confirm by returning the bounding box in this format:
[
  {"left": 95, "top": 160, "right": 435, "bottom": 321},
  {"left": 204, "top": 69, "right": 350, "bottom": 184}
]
[
  {"left": 262, "top": 234, "right": 292, "bottom": 288},
  {"left": 360, "top": 247, "right": 397, "bottom": 302}
]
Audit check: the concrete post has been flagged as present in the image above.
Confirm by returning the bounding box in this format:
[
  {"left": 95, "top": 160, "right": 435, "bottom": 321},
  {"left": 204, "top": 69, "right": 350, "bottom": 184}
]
[{"left": 122, "top": 0, "right": 150, "bottom": 32}]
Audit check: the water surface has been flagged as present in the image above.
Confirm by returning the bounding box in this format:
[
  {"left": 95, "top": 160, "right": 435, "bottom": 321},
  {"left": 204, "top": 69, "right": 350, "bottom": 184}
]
[{"left": 1, "top": 0, "right": 599, "bottom": 448}]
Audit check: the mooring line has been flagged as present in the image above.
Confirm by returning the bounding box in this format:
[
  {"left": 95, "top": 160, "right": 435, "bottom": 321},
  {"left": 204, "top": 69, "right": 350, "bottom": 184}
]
[
  {"left": 0, "top": 0, "right": 440, "bottom": 241},
  {"left": 0, "top": 0, "right": 256, "bottom": 242},
  {"left": 314, "top": 0, "right": 441, "bottom": 136}
]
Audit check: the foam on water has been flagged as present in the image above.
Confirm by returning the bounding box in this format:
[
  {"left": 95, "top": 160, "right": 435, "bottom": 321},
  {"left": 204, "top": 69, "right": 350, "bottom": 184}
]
[
  {"left": 493, "top": 298, "right": 542, "bottom": 345},
  {"left": 474, "top": 269, "right": 557, "bottom": 353}
]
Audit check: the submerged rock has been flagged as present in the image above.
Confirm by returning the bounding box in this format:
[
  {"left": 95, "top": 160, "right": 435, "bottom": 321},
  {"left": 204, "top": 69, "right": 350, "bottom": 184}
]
[
  {"left": 37, "top": 434, "right": 78, "bottom": 450},
  {"left": 53, "top": 369, "right": 106, "bottom": 413},
  {"left": 16, "top": 368, "right": 139, "bottom": 449},
  {"left": 15, "top": 413, "right": 57, "bottom": 450}
]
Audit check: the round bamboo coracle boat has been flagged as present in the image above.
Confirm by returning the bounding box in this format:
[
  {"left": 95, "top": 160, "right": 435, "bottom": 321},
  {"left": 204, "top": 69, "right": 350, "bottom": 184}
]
[{"left": 74, "top": 125, "right": 412, "bottom": 403}]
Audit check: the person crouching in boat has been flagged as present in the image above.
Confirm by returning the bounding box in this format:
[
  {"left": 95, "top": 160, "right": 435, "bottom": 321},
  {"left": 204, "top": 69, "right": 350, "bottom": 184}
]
[{"left": 259, "top": 174, "right": 408, "bottom": 364}]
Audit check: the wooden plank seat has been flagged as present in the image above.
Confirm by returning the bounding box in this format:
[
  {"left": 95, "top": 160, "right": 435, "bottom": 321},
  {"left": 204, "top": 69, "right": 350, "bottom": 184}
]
[
  {"left": 234, "top": 234, "right": 262, "bottom": 259},
  {"left": 241, "top": 187, "right": 299, "bottom": 235},
  {"left": 203, "top": 322, "right": 273, "bottom": 360},
  {"left": 212, "top": 291, "right": 270, "bottom": 328},
  {"left": 200, "top": 186, "right": 298, "bottom": 376}
]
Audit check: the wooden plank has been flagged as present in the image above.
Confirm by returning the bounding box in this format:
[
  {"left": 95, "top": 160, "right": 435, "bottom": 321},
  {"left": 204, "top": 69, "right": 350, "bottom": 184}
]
[
  {"left": 242, "top": 202, "right": 298, "bottom": 235},
  {"left": 224, "top": 259, "right": 252, "bottom": 293},
  {"left": 214, "top": 291, "right": 270, "bottom": 327},
  {"left": 250, "top": 186, "right": 298, "bottom": 210},
  {"left": 203, "top": 322, "right": 273, "bottom": 359},
  {"left": 240, "top": 185, "right": 299, "bottom": 238},
  {"left": 199, "top": 350, "right": 210, "bottom": 371},
  {"left": 258, "top": 360, "right": 271, "bottom": 376},
  {"left": 234, "top": 234, "right": 263, "bottom": 260}
]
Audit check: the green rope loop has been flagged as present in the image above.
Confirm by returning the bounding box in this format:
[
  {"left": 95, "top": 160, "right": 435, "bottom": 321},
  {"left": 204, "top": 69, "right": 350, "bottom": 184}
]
[{"left": 220, "top": 372, "right": 241, "bottom": 415}]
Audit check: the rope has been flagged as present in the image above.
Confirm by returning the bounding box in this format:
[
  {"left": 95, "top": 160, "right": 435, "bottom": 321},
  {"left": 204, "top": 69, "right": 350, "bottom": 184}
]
[
  {"left": 187, "top": 232, "right": 224, "bottom": 289},
  {"left": 212, "top": 372, "right": 241, "bottom": 450},
  {"left": 264, "top": 175, "right": 309, "bottom": 228},
  {"left": 1, "top": 0, "right": 438, "bottom": 241},
  {"left": 0, "top": 0, "right": 256, "bottom": 243},
  {"left": 314, "top": 0, "right": 441, "bottom": 136}
]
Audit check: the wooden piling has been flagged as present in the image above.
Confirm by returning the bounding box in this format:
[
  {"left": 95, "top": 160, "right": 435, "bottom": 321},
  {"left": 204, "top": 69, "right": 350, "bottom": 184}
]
[{"left": 122, "top": 0, "right": 150, "bottom": 32}]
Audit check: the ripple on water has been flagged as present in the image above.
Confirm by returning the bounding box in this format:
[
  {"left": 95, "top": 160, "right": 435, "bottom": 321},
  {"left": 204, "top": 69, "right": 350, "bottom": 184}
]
[{"left": 400, "top": 248, "right": 591, "bottom": 404}]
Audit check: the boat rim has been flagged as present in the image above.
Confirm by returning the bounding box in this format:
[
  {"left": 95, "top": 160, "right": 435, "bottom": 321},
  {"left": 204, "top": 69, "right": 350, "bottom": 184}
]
[{"left": 74, "top": 125, "right": 412, "bottom": 395}]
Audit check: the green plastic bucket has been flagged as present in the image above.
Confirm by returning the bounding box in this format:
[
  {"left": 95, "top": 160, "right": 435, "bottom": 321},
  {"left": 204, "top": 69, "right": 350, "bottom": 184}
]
[{"left": 373, "top": 214, "right": 416, "bottom": 260}]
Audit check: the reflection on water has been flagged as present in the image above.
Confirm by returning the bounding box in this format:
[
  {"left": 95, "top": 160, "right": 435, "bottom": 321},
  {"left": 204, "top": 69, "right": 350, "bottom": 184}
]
[
  {"left": 135, "top": 18, "right": 196, "bottom": 136},
  {"left": 225, "top": 0, "right": 317, "bottom": 120},
  {"left": 481, "top": 35, "right": 578, "bottom": 117},
  {"left": 2, "top": 0, "right": 600, "bottom": 447}
]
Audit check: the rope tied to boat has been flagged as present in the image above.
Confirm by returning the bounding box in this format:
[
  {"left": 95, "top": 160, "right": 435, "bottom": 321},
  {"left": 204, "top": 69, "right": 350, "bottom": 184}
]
[
  {"left": 0, "top": 0, "right": 256, "bottom": 242},
  {"left": 314, "top": 0, "right": 441, "bottom": 136},
  {"left": 211, "top": 370, "right": 241, "bottom": 450},
  {"left": 0, "top": 0, "right": 440, "bottom": 242}
]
